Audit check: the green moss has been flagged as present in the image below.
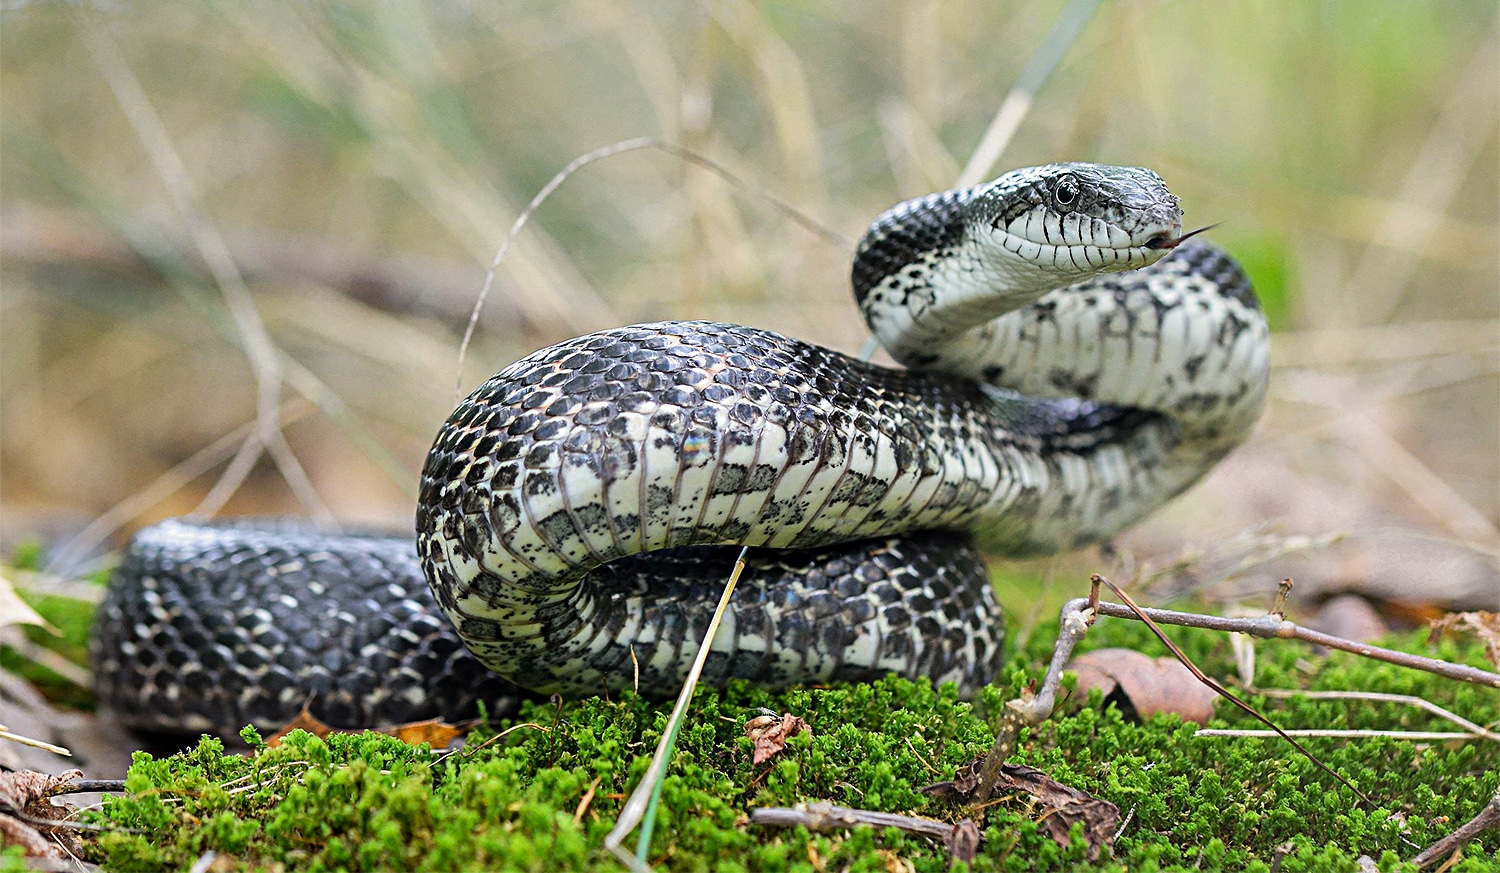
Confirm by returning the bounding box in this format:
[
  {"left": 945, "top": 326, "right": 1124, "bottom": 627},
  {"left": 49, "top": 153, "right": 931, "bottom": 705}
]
[{"left": 77, "top": 618, "right": 1499, "bottom": 872}]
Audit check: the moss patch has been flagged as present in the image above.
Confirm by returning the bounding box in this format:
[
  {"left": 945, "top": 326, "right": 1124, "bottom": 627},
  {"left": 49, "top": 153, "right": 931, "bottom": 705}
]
[{"left": 78, "top": 618, "right": 1500, "bottom": 872}]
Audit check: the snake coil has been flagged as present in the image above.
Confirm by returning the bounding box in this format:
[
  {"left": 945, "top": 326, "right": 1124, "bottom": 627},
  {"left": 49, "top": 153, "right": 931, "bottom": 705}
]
[{"left": 93, "top": 163, "right": 1268, "bottom": 735}]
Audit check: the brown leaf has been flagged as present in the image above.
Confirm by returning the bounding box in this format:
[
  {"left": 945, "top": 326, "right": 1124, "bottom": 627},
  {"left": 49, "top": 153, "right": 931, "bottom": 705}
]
[
  {"left": 384, "top": 719, "right": 470, "bottom": 747},
  {"left": 265, "top": 706, "right": 336, "bottom": 745},
  {"left": 266, "top": 704, "right": 471, "bottom": 748},
  {"left": 924, "top": 755, "right": 1118, "bottom": 862},
  {"left": 1069, "top": 647, "right": 1219, "bottom": 724},
  {"left": 0, "top": 768, "right": 84, "bottom": 858},
  {"left": 935, "top": 754, "right": 987, "bottom": 799},
  {"left": 1427, "top": 611, "right": 1500, "bottom": 669},
  {"left": 746, "top": 713, "right": 809, "bottom": 765}
]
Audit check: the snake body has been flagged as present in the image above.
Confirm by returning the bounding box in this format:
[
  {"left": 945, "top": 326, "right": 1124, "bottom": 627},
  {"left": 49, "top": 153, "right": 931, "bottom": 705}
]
[{"left": 93, "top": 163, "right": 1268, "bottom": 734}]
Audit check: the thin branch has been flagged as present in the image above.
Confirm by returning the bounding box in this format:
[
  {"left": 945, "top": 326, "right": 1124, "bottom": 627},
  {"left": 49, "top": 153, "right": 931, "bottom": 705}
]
[
  {"left": 1248, "top": 689, "right": 1500, "bottom": 742},
  {"left": 750, "top": 801, "right": 965, "bottom": 840},
  {"left": 751, "top": 803, "right": 981, "bottom": 867},
  {"left": 0, "top": 214, "right": 519, "bottom": 339},
  {"left": 969, "top": 579, "right": 1500, "bottom": 818},
  {"left": 972, "top": 597, "right": 1097, "bottom": 802},
  {"left": 1091, "top": 575, "right": 1373, "bottom": 806},
  {"left": 1196, "top": 729, "right": 1484, "bottom": 741},
  {"left": 46, "top": 780, "right": 127, "bottom": 797},
  {"left": 1077, "top": 591, "right": 1500, "bottom": 688},
  {"left": 1411, "top": 784, "right": 1500, "bottom": 868}
]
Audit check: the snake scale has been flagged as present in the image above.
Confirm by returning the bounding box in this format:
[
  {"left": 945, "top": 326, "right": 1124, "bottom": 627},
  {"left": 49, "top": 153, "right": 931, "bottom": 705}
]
[{"left": 92, "top": 163, "right": 1269, "bottom": 735}]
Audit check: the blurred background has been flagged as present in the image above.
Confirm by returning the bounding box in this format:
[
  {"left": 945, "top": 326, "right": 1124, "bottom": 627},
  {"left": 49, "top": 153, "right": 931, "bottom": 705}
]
[{"left": 2, "top": 1, "right": 1497, "bottom": 621}]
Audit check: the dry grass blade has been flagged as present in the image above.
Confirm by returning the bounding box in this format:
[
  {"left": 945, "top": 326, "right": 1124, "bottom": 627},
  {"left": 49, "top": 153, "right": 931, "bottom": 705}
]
[
  {"left": 215, "top": 4, "right": 615, "bottom": 339},
  {"left": 1270, "top": 320, "right": 1499, "bottom": 368},
  {"left": 712, "top": 0, "right": 826, "bottom": 209},
  {"left": 0, "top": 726, "right": 71, "bottom": 758},
  {"left": 46, "top": 401, "right": 315, "bottom": 576},
  {"left": 956, "top": 0, "right": 1103, "bottom": 186},
  {"left": 1345, "top": 25, "right": 1499, "bottom": 324},
  {"left": 1334, "top": 413, "right": 1499, "bottom": 546},
  {"left": 877, "top": 98, "right": 960, "bottom": 195},
  {"left": 76, "top": 13, "right": 331, "bottom": 526},
  {"left": 0, "top": 634, "right": 91, "bottom": 689},
  {"left": 605, "top": 547, "right": 749, "bottom": 871},
  {"left": 457, "top": 138, "right": 657, "bottom": 403},
  {"left": 458, "top": 138, "right": 851, "bottom": 401}
]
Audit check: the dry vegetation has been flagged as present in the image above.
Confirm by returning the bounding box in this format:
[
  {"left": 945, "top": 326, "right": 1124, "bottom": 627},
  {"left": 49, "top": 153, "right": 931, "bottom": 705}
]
[{"left": 2, "top": 1, "right": 1496, "bottom": 612}]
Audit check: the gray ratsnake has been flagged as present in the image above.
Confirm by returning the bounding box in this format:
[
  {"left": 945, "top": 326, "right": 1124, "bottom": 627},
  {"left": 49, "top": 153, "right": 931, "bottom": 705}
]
[{"left": 91, "top": 163, "right": 1269, "bottom": 736}]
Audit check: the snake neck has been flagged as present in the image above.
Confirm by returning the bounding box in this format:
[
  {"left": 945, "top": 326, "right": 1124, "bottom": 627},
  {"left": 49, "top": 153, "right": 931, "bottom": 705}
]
[
  {"left": 946, "top": 242, "right": 1267, "bottom": 442},
  {"left": 852, "top": 169, "right": 1267, "bottom": 458},
  {"left": 853, "top": 185, "right": 1059, "bottom": 364},
  {"left": 853, "top": 165, "right": 1186, "bottom": 367}
]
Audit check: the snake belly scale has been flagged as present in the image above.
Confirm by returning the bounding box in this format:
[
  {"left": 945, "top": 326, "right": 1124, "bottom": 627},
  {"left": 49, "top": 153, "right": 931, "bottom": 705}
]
[{"left": 93, "top": 163, "right": 1269, "bottom": 734}]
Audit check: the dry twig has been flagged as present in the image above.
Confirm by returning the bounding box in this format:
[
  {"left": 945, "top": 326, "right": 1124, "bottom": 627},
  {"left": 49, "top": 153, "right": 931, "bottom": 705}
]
[
  {"left": 751, "top": 802, "right": 982, "bottom": 867},
  {"left": 1411, "top": 784, "right": 1500, "bottom": 869},
  {"left": 968, "top": 574, "right": 1500, "bottom": 806},
  {"left": 1079, "top": 586, "right": 1500, "bottom": 688}
]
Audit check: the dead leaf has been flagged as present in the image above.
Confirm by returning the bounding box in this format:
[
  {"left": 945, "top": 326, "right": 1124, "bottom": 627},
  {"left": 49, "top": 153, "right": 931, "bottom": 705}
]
[
  {"left": 267, "top": 703, "right": 472, "bottom": 748},
  {"left": 923, "top": 755, "right": 1118, "bottom": 861},
  {"left": 0, "top": 768, "right": 84, "bottom": 858},
  {"left": 265, "top": 706, "right": 336, "bottom": 745},
  {"left": 745, "top": 712, "right": 809, "bottom": 765},
  {"left": 1069, "top": 647, "right": 1219, "bottom": 724},
  {"left": 384, "top": 719, "right": 470, "bottom": 747},
  {"left": 1427, "top": 611, "right": 1500, "bottom": 669}
]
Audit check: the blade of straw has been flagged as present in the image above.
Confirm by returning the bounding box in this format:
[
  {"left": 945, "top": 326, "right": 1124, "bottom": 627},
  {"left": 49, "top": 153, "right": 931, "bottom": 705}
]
[
  {"left": 605, "top": 547, "right": 750, "bottom": 870},
  {"left": 956, "top": 0, "right": 1104, "bottom": 187}
]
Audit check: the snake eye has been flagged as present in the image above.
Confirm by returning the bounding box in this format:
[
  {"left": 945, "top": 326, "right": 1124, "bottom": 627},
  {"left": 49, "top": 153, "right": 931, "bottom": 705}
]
[{"left": 1053, "top": 174, "right": 1079, "bottom": 212}]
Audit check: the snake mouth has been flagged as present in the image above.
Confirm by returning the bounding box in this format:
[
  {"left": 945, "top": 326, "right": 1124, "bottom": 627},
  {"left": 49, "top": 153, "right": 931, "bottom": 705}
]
[
  {"left": 1145, "top": 223, "right": 1219, "bottom": 250},
  {"left": 996, "top": 214, "right": 1191, "bottom": 272}
]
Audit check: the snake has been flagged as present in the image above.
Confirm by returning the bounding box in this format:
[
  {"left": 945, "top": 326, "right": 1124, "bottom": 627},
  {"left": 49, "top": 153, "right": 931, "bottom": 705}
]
[{"left": 91, "top": 163, "right": 1269, "bottom": 736}]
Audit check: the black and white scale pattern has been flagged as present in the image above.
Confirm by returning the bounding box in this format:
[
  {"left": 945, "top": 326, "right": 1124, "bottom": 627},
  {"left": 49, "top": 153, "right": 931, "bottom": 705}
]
[
  {"left": 95, "top": 163, "right": 1269, "bottom": 734},
  {"left": 91, "top": 520, "right": 525, "bottom": 734}
]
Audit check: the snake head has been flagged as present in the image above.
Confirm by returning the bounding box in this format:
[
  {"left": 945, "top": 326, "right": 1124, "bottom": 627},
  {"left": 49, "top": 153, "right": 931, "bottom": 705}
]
[{"left": 972, "top": 162, "right": 1185, "bottom": 280}]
